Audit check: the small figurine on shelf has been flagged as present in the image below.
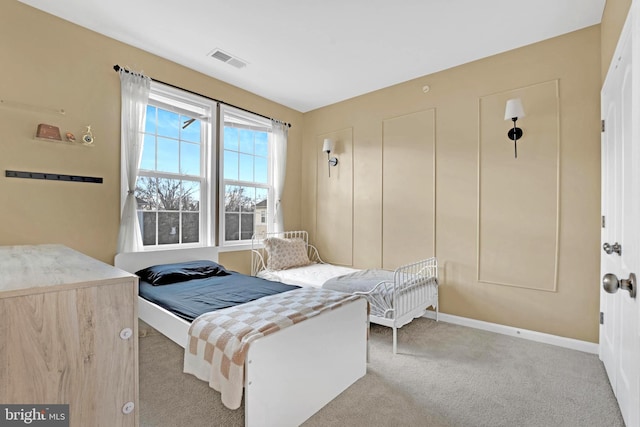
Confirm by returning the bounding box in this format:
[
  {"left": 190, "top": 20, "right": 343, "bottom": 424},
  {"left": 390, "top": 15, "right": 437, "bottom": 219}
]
[
  {"left": 65, "top": 132, "right": 76, "bottom": 142},
  {"left": 81, "top": 125, "right": 94, "bottom": 146}
]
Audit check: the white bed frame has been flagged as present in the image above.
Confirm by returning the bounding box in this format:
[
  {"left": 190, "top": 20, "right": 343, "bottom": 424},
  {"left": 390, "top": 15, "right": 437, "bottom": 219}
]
[
  {"left": 252, "top": 231, "right": 439, "bottom": 353},
  {"left": 114, "top": 247, "right": 368, "bottom": 427}
]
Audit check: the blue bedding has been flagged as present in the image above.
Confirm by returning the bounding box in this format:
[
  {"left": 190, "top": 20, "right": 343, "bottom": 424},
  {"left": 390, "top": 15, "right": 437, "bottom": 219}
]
[{"left": 139, "top": 270, "right": 300, "bottom": 322}]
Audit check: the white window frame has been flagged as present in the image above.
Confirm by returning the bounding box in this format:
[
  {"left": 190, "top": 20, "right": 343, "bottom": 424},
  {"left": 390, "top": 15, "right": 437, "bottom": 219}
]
[
  {"left": 123, "top": 82, "right": 216, "bottom": 250},
  {"left": 219, "top": 105, "right": 274, "bottom": 250}
]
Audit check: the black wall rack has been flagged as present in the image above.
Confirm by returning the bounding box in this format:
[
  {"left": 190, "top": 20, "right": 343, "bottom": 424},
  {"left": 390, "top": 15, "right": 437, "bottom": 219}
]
[{"left": 5, "top": 170, "right": 103, "bottom": 184}]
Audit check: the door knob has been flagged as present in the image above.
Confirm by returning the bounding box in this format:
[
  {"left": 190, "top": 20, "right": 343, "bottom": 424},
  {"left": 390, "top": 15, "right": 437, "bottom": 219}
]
[
  {"left": 602, "top": 272, "right": 636, "bottom": 298},
  {"left": 602, "top": 242, "right": 622, "bottom": 255}
]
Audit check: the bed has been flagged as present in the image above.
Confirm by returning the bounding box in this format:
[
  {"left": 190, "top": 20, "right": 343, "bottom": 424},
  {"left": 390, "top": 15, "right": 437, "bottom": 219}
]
[
  {"left": 252, "top": 231, "right": 439, "bottom": 353},
  {"left": 114, "top": 247, "right": 368, "bottom": 427}
]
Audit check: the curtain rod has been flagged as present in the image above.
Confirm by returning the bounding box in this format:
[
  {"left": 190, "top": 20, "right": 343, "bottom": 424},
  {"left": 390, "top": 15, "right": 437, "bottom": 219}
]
[{"left": 113, "top": 65, "right": 291, "bottom": 128}]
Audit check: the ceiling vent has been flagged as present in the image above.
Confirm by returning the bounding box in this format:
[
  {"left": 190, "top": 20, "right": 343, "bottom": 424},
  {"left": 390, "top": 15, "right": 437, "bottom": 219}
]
[{"left": 208, "top": 49, "right": 247, "bottom": 69}]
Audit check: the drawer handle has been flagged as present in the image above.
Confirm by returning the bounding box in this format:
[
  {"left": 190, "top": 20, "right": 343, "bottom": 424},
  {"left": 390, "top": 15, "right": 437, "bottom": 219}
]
[
  {"left": 119, "top": 328, "right": 133, "bottom": 340},
  {"left": 122, "top": 401, "right": 135, "bottom": 415}
]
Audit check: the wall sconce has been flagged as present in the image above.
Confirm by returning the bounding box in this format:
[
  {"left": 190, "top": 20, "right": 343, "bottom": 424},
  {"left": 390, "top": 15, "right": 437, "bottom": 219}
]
[
  {"left": 322, "top": 138, "right": 338, "bottom": 177},
  {"left": 504, "top": 98, "right": 525, "bottom": 159}
]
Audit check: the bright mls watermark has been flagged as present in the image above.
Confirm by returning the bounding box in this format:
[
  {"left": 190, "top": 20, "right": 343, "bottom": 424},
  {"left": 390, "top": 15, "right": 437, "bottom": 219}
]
[{"left": 0, "top": 405, "right": 68, "bottom": 426}]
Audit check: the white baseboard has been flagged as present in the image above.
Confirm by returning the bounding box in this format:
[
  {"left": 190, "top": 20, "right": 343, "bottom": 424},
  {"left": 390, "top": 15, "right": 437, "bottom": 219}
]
[{"left": 423, "top": 311, "right": 598, "bottom": 354}]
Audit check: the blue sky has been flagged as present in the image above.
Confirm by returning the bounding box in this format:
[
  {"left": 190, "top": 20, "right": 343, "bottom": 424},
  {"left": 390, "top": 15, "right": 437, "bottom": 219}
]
[{"left": 141, "top": 106, "right": 201, "bottom": 175}]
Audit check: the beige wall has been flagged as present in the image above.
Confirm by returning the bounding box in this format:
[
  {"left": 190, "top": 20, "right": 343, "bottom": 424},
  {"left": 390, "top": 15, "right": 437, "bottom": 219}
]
[
  {"left": 601, "top": 0, "right": 632, "bottom": 81},
  {"left": 1, "top": 2, "right": 624, "bottom": 343},
  {"left": 0, "top": 1, "right": 303, "bottom": 266},
  {"left": 303, "top": 26, "right": 602, "bottom": 342}
]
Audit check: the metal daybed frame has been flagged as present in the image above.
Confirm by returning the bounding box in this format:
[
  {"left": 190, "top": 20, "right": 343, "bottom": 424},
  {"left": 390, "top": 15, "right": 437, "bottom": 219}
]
[{"left": 252, "top": 231, "right": 439, "bottom": 353}]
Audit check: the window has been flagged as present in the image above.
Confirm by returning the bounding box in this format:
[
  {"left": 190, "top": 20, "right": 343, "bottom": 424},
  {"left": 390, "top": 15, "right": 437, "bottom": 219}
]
[
  {"left": 121, "top": 81, "right": 281, "bottom": 251},
  {"left": 135, "top": 83, "right": 215, "bottom": 248},
  {"left": 220, "top": 105, "right": 273, "bottom": 246}
]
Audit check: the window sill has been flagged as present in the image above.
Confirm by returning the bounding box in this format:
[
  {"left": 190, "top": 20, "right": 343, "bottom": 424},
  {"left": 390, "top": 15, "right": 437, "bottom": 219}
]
[
  {"left": 139, "top": 243, "right": 263, "bottom": 253},
  {"left": 217, "top": 243, "right": 256, "bottom": 253},
  {"left": 139, "top": 243, "right": 206, "bottom": 252}
]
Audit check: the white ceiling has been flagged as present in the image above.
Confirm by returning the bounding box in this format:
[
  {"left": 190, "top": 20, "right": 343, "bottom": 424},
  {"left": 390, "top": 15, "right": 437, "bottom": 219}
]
[{"left": 19, "top": 0, "right": 605, "bottom": 113}]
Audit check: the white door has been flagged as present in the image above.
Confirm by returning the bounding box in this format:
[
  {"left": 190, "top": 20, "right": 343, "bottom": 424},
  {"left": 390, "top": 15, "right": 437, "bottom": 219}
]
[{"left": 600, "top": 8, "right": 640, "bottom": 427}]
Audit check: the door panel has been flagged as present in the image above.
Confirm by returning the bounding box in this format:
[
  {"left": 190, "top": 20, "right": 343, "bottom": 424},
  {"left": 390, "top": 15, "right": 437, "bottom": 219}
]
[
  {"left": 617, "top": 53, "right": 635, "bottom": 425},
  {"left": 600, "top": 14, "right": 640, "bottom": 427}
]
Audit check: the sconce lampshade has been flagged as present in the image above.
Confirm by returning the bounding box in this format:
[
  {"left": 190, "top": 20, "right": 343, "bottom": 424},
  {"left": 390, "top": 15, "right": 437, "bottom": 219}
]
[
  {"left": 322, "top": 138, "right": 334, "bottom": 153},
  {"left": 504, "top": 98, "right": 525, "bottom": 120}
]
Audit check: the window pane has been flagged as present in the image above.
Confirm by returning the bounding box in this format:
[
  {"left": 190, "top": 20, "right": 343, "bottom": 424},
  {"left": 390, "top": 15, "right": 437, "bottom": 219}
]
[
  {"left": 225, "top": 213, "right": 240, "bottom": 241},
  {"left": 181, "top": 181, "right": 200, "bottom": 211},
  {"left": 255, "top": 187, "right": 268, "bottom": 206},
  {"left": 224, "top": 150, "right": 239, "bottom": 180},
  {"left": 158, "top": 212, "right": 180, "bottom": 245},
  {"left": 157, "top": 109, "right": 180, "bottom": 139},
  {"left": 225, "top": 185, "right": 243, "bottom": 212},
  {"left": 181, "top": 142, "right": 200, "bottom": 175},
  {"left": 157, "top": 178, "right": 181, "bottom": 210},
  {"left": 145, "top": 105, "right": 156, "bottom": 134},
  {"left": 241, "top": 213, "right": 254, "bottom": 240},
  {"left": 141, "top": 211, "right": 157, "bottom": 246},
  {"left": 256, "top": 200, "right": 268, "bottom": 219},
  {"left": 224, "top": 127, "right": 238, "bottom": 151},
  {"left": 255, "top": 132, "right": 268, "bottom": 157},
  {"left": 181, "top": 116, "right": 201, "bottom": 143},
  {"left": 157, "top": 137, "right": 179, "bottom": 173},
  {"left": 239, "top": 129, "right": 253, "bottom": 154},
  {"left": 221, "top": 185, "right": 270, "bottom": 243},
  {"left": 135, "top": 176, "right": 158, "bottom": 210},
  {"left": 182, "top": 212, "right": 199, "bottom": 243},
  {"left": 239, "top": 154, "right": 254, "bottom": 181},
  {"left": 241, "top": 186, "right": 256, "bottom": 212},
  {"left": 140, "top": 134, "right": 156, "bottom": 170},
  {"left": 255, "top": 156, "right": 268, "bottom": 184}
]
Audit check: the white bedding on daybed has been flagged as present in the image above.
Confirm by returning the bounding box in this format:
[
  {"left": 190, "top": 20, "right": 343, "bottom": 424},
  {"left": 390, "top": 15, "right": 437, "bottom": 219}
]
[{"left": 257, "top": 263, "right": 359, "bottom": 288}]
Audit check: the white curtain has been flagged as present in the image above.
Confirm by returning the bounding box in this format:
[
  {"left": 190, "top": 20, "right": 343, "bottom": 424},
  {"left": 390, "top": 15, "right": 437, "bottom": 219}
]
[
  {"left": 116, "top": 70, "right": 151, "bottom": 253},
  {"left": 272, "top": 121, "right": 288, "bottom": 233}
]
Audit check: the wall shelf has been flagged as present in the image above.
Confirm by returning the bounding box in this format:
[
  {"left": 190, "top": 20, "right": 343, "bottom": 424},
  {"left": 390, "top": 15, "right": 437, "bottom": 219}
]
[{"left": 33, "top": 137, "right": 94, "bottom": 147}]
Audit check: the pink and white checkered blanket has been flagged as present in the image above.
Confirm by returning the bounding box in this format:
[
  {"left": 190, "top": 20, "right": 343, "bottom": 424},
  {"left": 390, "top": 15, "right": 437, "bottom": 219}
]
[{"left": 183, "top": 287, "right": 363, "bottom": 409}]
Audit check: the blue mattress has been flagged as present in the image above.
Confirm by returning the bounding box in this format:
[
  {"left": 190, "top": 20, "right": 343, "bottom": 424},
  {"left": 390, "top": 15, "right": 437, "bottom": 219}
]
[{"left": 139, "top": 271, "right": 300, "bottom": 322}]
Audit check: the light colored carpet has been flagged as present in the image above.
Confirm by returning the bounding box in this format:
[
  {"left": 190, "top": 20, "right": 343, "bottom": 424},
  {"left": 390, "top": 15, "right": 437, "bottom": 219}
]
[{"left": 139, "top": 318, "right": 624, "bottom": 427}]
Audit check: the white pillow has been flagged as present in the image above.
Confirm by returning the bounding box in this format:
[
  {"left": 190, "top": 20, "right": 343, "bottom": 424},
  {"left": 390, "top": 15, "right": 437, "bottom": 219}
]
[{"left": 263, "top": 237, "right": 311, "bottom": 270}]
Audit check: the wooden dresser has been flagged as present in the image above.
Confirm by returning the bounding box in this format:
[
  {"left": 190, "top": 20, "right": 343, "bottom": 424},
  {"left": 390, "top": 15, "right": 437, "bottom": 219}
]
[{"left": 0, "top": 244, "right": 139, "bottom": 427}]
